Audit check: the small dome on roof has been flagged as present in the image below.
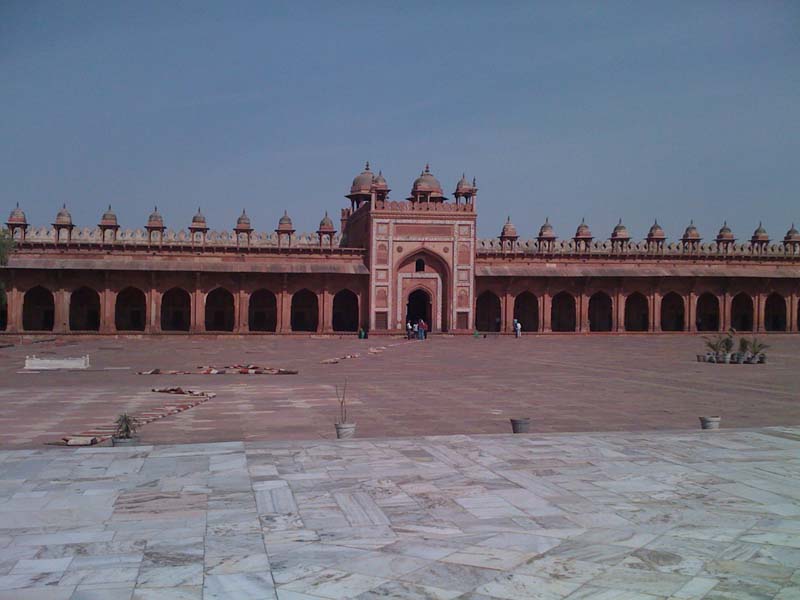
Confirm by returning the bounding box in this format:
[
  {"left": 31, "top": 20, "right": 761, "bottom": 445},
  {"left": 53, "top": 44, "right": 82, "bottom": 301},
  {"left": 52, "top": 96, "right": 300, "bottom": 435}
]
[
  {"left": 54, "top": 204, "right": 73, "bottom": 226},
  {"left": 318, "top": 211, "right": 335, "bottom": 232},
  {"left": 277, "top": 210, "right": 294, "bottom": 231},
  {"left": 785, "top": 223, "right": 800, "bottom": 243},
  {"left": 751, "top": 222, "right": 769, "bottom": 242},
  {"left": 574, "top": 218, "right": 592, "bottom": 239},
  {"left": 7, "top": 203, "right": 26, "bottom": 225},
  {"left": 371, "top": 170, "right": 389, "bottom": 192},
  {"left": 350, "top": 162, "right": 374, "bottom": 195},
  {"left": 455, "top": 173, "right": 475, "bottom": 195},
  {"left": 500, "top": 216, "right": 518, "bottom": 239},
  {"left": 611, "top": 218, "right": 630, "bottom": 240},
  {"left": 235, "top": 209, "right": 252, "bottom": 231},
  {"left": 191, "top": 207, "right": 207, "bottom": 227},
  {"left": 647, "top": 220, "right": 666, "bottom": 240},
  {"left": 411, "top": 164, "right": 444, "bottom": 195},
  {"left": 538, "top": 217, "right": 556, "bottom": 239},
  {"left": 682, "top": 220, "right": 701, "bottom": 240},
  {"left": 147, "top": 206, "right": 164, "bottom": 229},
  {"left": 716, "top": 221, "right": 734, "bottom": 241},
  {"left": 99, "top": 205, "right": 118, "bottom": 227}
]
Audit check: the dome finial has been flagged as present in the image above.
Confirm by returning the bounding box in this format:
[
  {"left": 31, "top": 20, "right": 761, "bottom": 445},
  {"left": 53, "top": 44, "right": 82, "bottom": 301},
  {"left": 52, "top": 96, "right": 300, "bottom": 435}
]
[
  {"left": 618, "top": 218, "right": 623, "bottom": 225},
  {"left": 424, "top": 163, "right": 430, "bottom": 173},
  {"left": 365, "top": 161, "right": 370, "bottom": 170}
]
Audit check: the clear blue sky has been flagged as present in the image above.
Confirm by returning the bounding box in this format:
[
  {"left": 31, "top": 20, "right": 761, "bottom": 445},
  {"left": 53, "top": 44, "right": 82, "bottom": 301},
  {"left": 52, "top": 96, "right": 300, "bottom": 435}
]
[{"left": 2, "top": 1, "right": 799, "bottom": 240}]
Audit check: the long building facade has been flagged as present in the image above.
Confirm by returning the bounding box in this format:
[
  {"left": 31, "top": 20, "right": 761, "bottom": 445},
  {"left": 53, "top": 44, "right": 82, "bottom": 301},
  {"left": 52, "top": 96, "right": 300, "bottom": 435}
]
[{"left": 2, "top": 163, "right": 800, "bottom": 335}]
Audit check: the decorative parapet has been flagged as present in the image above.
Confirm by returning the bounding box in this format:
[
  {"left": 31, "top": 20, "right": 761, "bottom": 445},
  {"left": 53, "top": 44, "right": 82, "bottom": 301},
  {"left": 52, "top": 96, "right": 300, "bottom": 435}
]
[
  {"left": 476, "top": 238, "right": 800, "bottom": 258},
  {"left": 371, "top": 200, "right": 475, "bottom": 213},
  {"left": 11, "top": 226, "right": 345, "bottom": 249}
]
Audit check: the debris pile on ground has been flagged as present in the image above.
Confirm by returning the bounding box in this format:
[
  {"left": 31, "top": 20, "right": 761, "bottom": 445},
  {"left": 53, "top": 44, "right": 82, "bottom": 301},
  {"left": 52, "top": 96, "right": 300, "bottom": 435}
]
[
  {"left": 320, "top": 354, "right": 360, "bottom": 364},
  {"left": 137, "top": 365, "right": 298, "bottom": 375},
  {"left": 51, "top": 389, "right": 215, "bottom": 447}
]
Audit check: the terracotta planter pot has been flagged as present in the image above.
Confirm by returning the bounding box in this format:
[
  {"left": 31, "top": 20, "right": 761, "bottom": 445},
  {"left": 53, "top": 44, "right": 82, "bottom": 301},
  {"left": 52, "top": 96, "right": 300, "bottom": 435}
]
[
  {"left": 699, "top": 416, "right": 721, "bottom": 430},
  {"left": 510, "top": 418, "right": 531, "bottom": 434},
  {"left": 335, "top": 423, "right": 356, "bottom": 439}
]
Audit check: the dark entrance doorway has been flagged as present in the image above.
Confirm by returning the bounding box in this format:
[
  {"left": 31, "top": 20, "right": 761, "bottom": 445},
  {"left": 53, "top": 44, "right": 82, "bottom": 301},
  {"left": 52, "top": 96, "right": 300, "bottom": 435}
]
[
  {"left": 406, "top": 289, "right": 431, "bottom": 328},
  {"left": 69, "top": 287, "right": 101, "bottom": 331},
  {"left": 205, "top": 288, "right": 235, "bottom": 332},
  {"left": 551, "top": 292, "right": 576, "bottom": 332},
  {"left": 249, "top": 289, "right": 277, "bottom": 332},
  {"left": 765, "top": 293, "right": 787, "bottom": 332},
  {"left": 624, "top": 293, "right": 648, "bottom": 331},
  {"left": 332, "top": 289, "right": 359, "bottom": 332},
  {"left": 514, "top": 292, "right": 538, "bottom": 332},
  {"left": 23, "top": 286, "right": 55, "bottom": 331},
  {"left": 731, "top": 293, "right": 754, "bottom": 331},
  {"left": 291, "top": 289, "right": 319, "bottom": 332},
  {"left": 696, "top": 293, "right": 720, "bottom": 332},
  {"left": 115, "top": 287, "right": 146, "bottom": 331},
  {"left": 589, "top": 292, "right": 612, "bottom": 332},
  {"left": 475, "top": 291, "right": 501, "bottom": 332},
  {"left": 161, "top": 288, "right": 191, "bottom": 331},
  {"left": 660, "top": 292, "right": 685, "bottom": 331}
]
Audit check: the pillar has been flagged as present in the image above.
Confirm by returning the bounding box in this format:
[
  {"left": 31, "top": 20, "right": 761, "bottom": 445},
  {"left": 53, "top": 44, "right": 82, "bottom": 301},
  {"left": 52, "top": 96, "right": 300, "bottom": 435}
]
[
  {"left": 55, "top": 288, "right": 69, "bottom": 333},
  {"left": 237, "top": 288, "right": 248, "bottom": 333},
  {"left": 613, "top": 288, "right": 623, "bottom": 332},
  {"left": 6, "top": 280, "right": 22, "bottom": 333},
  {"left": 756, "top": 292, "right": 766, "bottom": 333},
  {"left": 542, "top": 291, "right": 552, "bottom": 332},
  {"left": 148, "top": 287, "right": 160, "bottom": 333},
  {"left": 652, "top": 291, "right": 662, "bottom": 332},
  {"left": 101, "top": 287, "right": 116, "bottom": 333},
  {"left": 538, "top": 294, "right": 545, "bottom": 332},
  {"left": 321, "top": 286, "right": 332, "bottom": 333},
  {"left": 579, "top": 292, "right": 589, "bottom": 333},
  {"left": 789, "top": 293, "right": 799, "bottom": 333},
  {"left": 192, "top": 276, "right": 204, "bottom": 333},
  {"left": 687, "top": 291, "right": 696, "bottom": 333},
  {"left": 722, "top": 291, "right": 731, "bottom": 332},
  {"left": 503, "top": 288, "right": 514, "bottom": 333},
  {"left": 278, "top": 284, "right": 291, "bottom": 333}
]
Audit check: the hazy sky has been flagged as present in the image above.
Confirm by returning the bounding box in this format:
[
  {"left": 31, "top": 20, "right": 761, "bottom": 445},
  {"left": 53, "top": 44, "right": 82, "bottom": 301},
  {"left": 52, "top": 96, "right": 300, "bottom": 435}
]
[{"left": 2, "top": 1, "right": 799, "bottom": 240}]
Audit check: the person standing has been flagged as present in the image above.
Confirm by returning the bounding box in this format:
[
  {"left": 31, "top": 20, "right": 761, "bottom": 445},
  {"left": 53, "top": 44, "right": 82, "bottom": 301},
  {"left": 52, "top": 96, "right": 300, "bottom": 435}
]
[
  {"left": 515, "top": 319, "right": 522, "bottom": 338},
  {"left": 420, "top": 319, "right": 428, "bottom": 340},
  {"left": 412, "top": 321, "right": 419, "bottom": 340},
  {"left": 406, "top": 321, "right": 413, "bottom": 340}
]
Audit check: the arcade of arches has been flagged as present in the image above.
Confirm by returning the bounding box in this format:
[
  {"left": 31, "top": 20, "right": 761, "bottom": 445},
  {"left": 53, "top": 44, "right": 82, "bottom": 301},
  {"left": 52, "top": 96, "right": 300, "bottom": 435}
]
[
  {"left": 4, "top": 280, "right": 365, "bottom": 334},
  {"left": 2, "top": 277, "right": 798, "bottom": 335},
  {"left": 471, "top": 285, "right": 799, "bottom": 334}
]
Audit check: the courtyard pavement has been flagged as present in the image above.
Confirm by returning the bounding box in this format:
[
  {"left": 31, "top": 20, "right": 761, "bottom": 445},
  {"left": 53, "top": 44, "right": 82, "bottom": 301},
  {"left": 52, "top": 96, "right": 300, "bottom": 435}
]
[
  {"left": 0, "top": 427, "right": 798, "bottom": 599},
  {"left": 0, "top": 335, "right": 799, "bottom": 448}
]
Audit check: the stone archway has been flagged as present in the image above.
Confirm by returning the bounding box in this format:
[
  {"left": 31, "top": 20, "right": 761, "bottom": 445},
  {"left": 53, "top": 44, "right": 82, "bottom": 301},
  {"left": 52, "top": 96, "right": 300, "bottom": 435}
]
[
  {"left": 115, "top": 287, "right": 146, "bottom": 331},
  {"left": 514, "top": 292, "right": 538, "bottom": 332},
  {"left": 660, "top": 292, "right": 685, "bottom": 331},
  {"left": 589, "top": 292, "right": 613, "bottom": 332},
  {"left": 696, "top": 293, "right": 720, "bottom": 332},
  {"left": 551, "top": 292, "right": 576, "bottom": 332},
  {"left": 291, "top": 289, "right": 319, "bottom": 332},
  {"left": 406, "top": 288, "right": 432, "bottom": 327},
  {"left": 161, "top": 288, "right": 191, "bottom": 332},
  {"left": 475, "top": 291, "right": 501, "bottom": 332},
  {"left": 23, "top": 286, "right": 55, "bottom": 331},
  {"left": 396, "top": 250, "right": 450, "bottom": 332},
  {"left": 249, "top": 289, "right": 277, "bottom": 332},
  {"left": 624, "top": 293, "right": 648, "bottom": 332},
  {"left": 332, "top": 289, "right": 359, "bottom": 332},
  {"left": 69, "top": 286, "right": 101, "bottom": 331},
  {"left": 765, "top": 293, "right": 787, "bottom": 332},
  {"left": 205, "top": 288, "right": 235, "bottom": 332},
  {"left": 731, "top": 293, "right": 754, "bottom": 331}
]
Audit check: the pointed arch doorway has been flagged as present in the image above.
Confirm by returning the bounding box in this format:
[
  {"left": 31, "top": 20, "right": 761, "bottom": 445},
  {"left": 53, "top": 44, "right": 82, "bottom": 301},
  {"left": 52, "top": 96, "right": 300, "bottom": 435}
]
[{"left": 406, "top": 289, "right": 432, "bottom": 328}]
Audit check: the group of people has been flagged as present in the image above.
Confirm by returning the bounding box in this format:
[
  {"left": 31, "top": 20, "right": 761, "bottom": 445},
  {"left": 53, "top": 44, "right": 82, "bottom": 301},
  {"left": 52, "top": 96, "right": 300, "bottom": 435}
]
[{"left": 406, "top": 318, "right": 429, "bottom": 340}]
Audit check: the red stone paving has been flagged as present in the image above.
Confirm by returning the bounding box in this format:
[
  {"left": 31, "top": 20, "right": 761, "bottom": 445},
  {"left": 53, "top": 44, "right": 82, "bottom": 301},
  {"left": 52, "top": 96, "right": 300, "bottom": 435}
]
[{"left": 0, "top": 334, "right": 798, "bottom": 448}]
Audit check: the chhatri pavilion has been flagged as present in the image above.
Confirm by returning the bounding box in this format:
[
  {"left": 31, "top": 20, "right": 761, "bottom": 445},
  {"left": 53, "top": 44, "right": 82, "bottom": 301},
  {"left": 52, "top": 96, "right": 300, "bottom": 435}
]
[{"left": 2, "top": 163, "right": 800, "bottom": 335}]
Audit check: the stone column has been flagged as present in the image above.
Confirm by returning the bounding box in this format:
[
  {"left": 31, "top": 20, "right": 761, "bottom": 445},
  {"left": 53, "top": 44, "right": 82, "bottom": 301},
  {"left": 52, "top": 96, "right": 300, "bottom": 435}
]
[
  {"left": 237, "top": 288, "right": 249, "bottom": 333},
  {"left": 542, "top": 291, "right": 552, "bottom": 332},
  {"left": 6, "top": 279, "right": 22, "bottom": 333},
  {"left": 503, "top": 289, "right": 514, "bottom": 333},
  {"left": 789, "top": 293, "right": 798, "bottom": 333},
  {"left": 101, "top": 288, "right": 116, "bottom": 333},
  {"left": 579, "top": 293, "right": 590, "bottom": 333},
  {"left": 687, "top": 291, "right": 696, "bottom": 333},
  {"left": 55, "top": 288, "right": 69, "bottom": 333},
  {"left": 278, "top": 281, "right": 291, "bottom": 333},
  {"left": 192, "top": 275, "right": 204, "bottom": 333},
  {"left": 652, "top": 291, "right": 662, "bottom": 332},
  {"left": 321, "top": 287, "right": 332, "bottom": 333},
  {"left": 722, "top": 291, "right": 731, "bottom": 332},
  {"left": 614, "top": 289, "right": 623, "bottom": 332},
  {"left": 756, "top": 292, "right": 766, "bottom": 333},
  {"left": 148, "top": 287, "right": 160, "bottom": 333}
]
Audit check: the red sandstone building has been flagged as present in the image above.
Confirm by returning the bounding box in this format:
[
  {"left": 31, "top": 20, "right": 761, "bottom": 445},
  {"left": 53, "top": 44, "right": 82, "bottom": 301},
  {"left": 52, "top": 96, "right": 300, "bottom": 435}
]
[{"left": 2, "top": 163, "right": 800, "bottom": 335}]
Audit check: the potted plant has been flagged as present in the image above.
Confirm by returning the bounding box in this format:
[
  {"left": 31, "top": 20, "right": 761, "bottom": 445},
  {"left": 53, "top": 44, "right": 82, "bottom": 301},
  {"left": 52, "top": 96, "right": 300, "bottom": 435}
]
[
  {"left": 334, "top": 380, "right": 356, "bottom": 439},
  {"left": 112, "top": 413, "right": 139, "bottom": 446},
  {"left": 734, "top": 337, "right": 749, "bottom": 364},
  {"left": 719, "top": 331, "right": 734, "bottom": 363},
  {"left": 749, "top": 337, "right": 770, "bottom": 364},
  {"left": 702, "top": 335, "right": 723, "bottom": 363}
]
